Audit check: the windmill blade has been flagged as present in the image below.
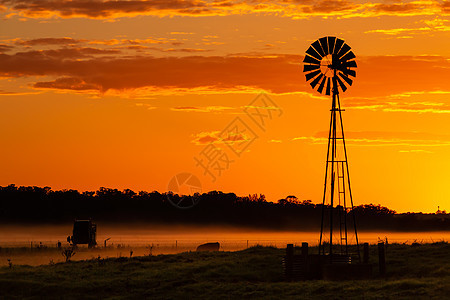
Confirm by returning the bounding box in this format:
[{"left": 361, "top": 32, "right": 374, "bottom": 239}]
[
  {"left": 337, "top": 62, "right": 356, "bottom": 74},
  {"left": 303, "top": 64, "right": 320, "bottom": 72},
  {"left": 335, "top": 76, "right": 347, "bottom": 92},
  {"left": 338, "top": 72, "right": 353, "bottom": 86},
  {"left": 303, "top": 55, "right": 321, "bottom": 65},
  {"left": 333, "top": 38, "right": 344, "bottom": 55},
  {"left": 337, "top": 43, "right": 351, "bottom": 58},
  {"left": 328, "top": 37, "right": 336, "bottom": 55},
  {"left": 306, "top": 46, "right": 322, "bottom": 61},
  {"left": 343, "top": 69, "right": 356, "bottom": 77},
  {"left": 340, "top": 50, "right": 356, "bottom": 62},
  {"left": 310, "top": 73, "right": 324, "bottom": 89},
  {"left": 317, "top": 76, "right": 327, "bottom": 94},
  {"left": 303, "top": 37, "right": 356, "bottom": 95},
  {"left": 319, "top": 37, "right": 329, "bottom": 55},
  {"left": 342, "top": 60, "right": 357, "bottom": 68},
  {"left": 305, "top": 69, "right": 321, "bottom": 81},
  {"left": 312, "top": 40, "right": 325, "bottom": 57},
  {"left": 325, "top": 77, "right": 331, "bottom": 95}
]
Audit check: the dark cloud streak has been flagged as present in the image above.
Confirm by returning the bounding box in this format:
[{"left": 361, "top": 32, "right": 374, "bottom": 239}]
[
  {"left": 17, "top": 37, "right": 82, "bottom": 46},
  {"left": 1, "top": 0, "right": 210, "bottom": 17},
  {"left": 0, "top": 50, "right": 449, "bottom": 96},
  {"left": 1, "top": 0, "right": 447, "bottom": 19},
  {"left": 34, "top": 77, "right": 100, "bottom": 90},
  {"left": 0, "top": 44, "right": 14, "bottom": 53}
]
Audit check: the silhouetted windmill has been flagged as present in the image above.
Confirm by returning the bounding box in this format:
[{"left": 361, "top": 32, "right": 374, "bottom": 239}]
[{"left": 303, "top": 36, "right": 360, "bottom": 261}]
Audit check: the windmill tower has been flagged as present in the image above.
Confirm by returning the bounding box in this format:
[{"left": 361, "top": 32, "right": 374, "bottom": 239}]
[{"left": 302, "top": 37, "right": 360, "bottom": 261}]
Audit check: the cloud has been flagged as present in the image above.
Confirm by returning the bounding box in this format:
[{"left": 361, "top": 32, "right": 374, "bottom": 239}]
[
  {"left": 84, "top": 38, "right": 194, "bottom": 51},
  {"left": 16, "top": 37, "right": 82, "bottom": 46},
  {"left": 293, "top": 131, "right": 450, "bottom": 147},
  {"left": 88, "top": 38, "right": 183, "bottom": 48},
  {"left": 171, "top": 106, "right": 234, "bottom": 112},
  {"left": 0, "top": 44, "right": 14, "bottom": 53},
  {"left": 345, "top": 91, "right": 450, "bottom": 114},
  {"left": 120, "top": 46, "right": 211, "bottom": 53},
  {"left": 1, "top": 0, "right": 447, "bottom": 20},
  {"left": 301, "top": 0, "right": 356, "bottom": 13},
  {"left": 170, "top": 32, "right": 195, "bottom": 35},
  {"left": 171, "top": 106, "right": 201, "bottom": 112},
  {"left": 0, "top": 50, "right": 449, "bottom": 98},
  {"left": 34, "top": 77, "right": 100, "bottom": 91},
  {"left": 0, "top": 0, "right": 214, "bottom": 18},
  {"left": 191, "top": 131, "right": 221, "bottom": 145},
  {"left": 191, "top": 130, "right": 253, "bottom": 145},
  {"left": 164, "top": 48, "right": 211, "bottom": 53},
  {"left": 365, "top": 18, "right": 450, "bottom": 36},
  {"left": 373, "top": 2, "right": 424, "bottom": 13},
  {"left": 399, "top": 149, "right": 433, "bottom": 153},
  {"left": 122, "top": 38, "right": 169, "bottom": 45},
  {"left": 135, "top": 103, "right": 157, "bottom": 109},
  {"left": 365, "top": 27, "right": 431, "bottom": 35},
  {"left": 0, "top": 89, "right": 41, "bottom": 95},
  {"left": 0, "top": 52, "right": 306, "bottom": 93},
  {"left": 353, "top": 55, "right": 450, "bottom": 97},
  {"left": 443, "top": 0, "right": 450, "bottom": 13},
  {"left": 5, "top": 47, "right": 120, "bottom": 62}
]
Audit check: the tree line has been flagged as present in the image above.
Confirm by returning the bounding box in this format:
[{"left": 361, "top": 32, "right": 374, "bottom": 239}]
[{"left": 0, "top": 185, "right": 448, "bottom": 231}]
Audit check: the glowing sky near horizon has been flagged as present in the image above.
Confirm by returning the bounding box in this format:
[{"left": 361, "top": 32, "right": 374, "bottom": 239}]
[{"left": 0, "top": 0, "right": 449, "bottom": 213}]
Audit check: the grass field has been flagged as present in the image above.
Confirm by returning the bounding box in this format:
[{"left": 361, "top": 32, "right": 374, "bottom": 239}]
[{"left": 0, "top": 242, "right": 449, "bottom": 299}]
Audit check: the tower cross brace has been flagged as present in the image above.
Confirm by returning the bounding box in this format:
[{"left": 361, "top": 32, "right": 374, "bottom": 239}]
[{"left": 318, "top": 69, "right": 360, "bottom": 262}]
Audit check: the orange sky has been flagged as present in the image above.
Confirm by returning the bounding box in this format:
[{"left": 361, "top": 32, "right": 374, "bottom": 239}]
[{"left": 0, "top": 0, "right": 449, "bottom": 213}]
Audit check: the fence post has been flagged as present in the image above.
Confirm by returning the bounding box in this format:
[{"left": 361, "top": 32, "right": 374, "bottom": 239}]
[
  {"left": 286, "top": 244, "right": 294, "bottom": 280},
  {"left": 363, "top": 242, "right": 369, "bottom": 264},
  {"left": 378, "top": 242, "right": 386, "bottom": 276},
  {"left": 301, "top": 242, "right": 308, "bottom": 256}
]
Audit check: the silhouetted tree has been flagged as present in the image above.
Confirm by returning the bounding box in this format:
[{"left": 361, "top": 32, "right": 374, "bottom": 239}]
[{"left": 0, "top": 185, "right": 448, "bottom": 231}]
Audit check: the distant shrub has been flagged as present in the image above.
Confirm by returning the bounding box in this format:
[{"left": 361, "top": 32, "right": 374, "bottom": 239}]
[{"left": 62, "top": 247, "right": 76, "bottom": 262}]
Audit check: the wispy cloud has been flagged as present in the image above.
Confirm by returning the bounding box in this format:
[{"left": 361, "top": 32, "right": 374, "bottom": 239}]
[
  {"left": 346, "top": 91, "right": 450, "bottom": 114},
  {"left": 365, "top": 17, "right": 450, "bottom": 37},
  {"left": 16, "top": 37, "right": 83, "bottom": 45},
  {"left": 171, "top": 106, "right": 234, "bottom": 113},
  {"left": 1, "top": 0, "right": 214, "bottom": 18},
  {"left": 34, "top": 77, "right": 100, "bottom": 91},
  {"left": 10, "top": 47, "right": 121, "bottom": 59},
  {"left": 170, "top": 32, "right": 195, "bottom": 35},
  {"left": 135, "top": 103, "right": 157, "bottom": 110},
  {"left": 0, "top": 44, "right": 14, "bottom": 53},
  {"left": 366, "top": 27, "right": 431, "bottom": 35},
  {"left": 293, "top": 131, "right": 450, "bottom": 147},
  {"left": 191, "top": 130, "right": 253, "bottom": 145},
  {"left": 399, "top": 149, "right": 433, "bottom": 153},
  {"left": 0, "top": 89, "right": 42, "bottom": 95}
]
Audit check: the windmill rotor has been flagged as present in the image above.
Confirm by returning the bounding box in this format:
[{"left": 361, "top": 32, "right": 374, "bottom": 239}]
[{"left": 303, "top": 36, "right": 357, "bottom": 95}]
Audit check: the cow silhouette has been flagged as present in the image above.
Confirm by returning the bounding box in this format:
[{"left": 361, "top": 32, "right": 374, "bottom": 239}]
[{"left": 196, "top": 242, "right": 220, "bottom": 252}]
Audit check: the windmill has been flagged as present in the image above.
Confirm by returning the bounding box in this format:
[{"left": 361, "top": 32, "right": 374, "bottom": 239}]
[{"left": 302, "top": 36, "right": 360, "bottom": 261}]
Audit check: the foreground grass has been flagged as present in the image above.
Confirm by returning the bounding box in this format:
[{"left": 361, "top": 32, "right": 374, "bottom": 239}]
[{"left": 0, "top": 243, "right": 449, "bottom": 299}]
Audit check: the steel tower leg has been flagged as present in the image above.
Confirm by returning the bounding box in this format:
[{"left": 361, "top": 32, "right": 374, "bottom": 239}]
[
  {"left": 319, "top": 71, "right": 359, "bottom": 262},
  {"left": 336, "top": 95, "right": 361, "bottom": 262}
]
